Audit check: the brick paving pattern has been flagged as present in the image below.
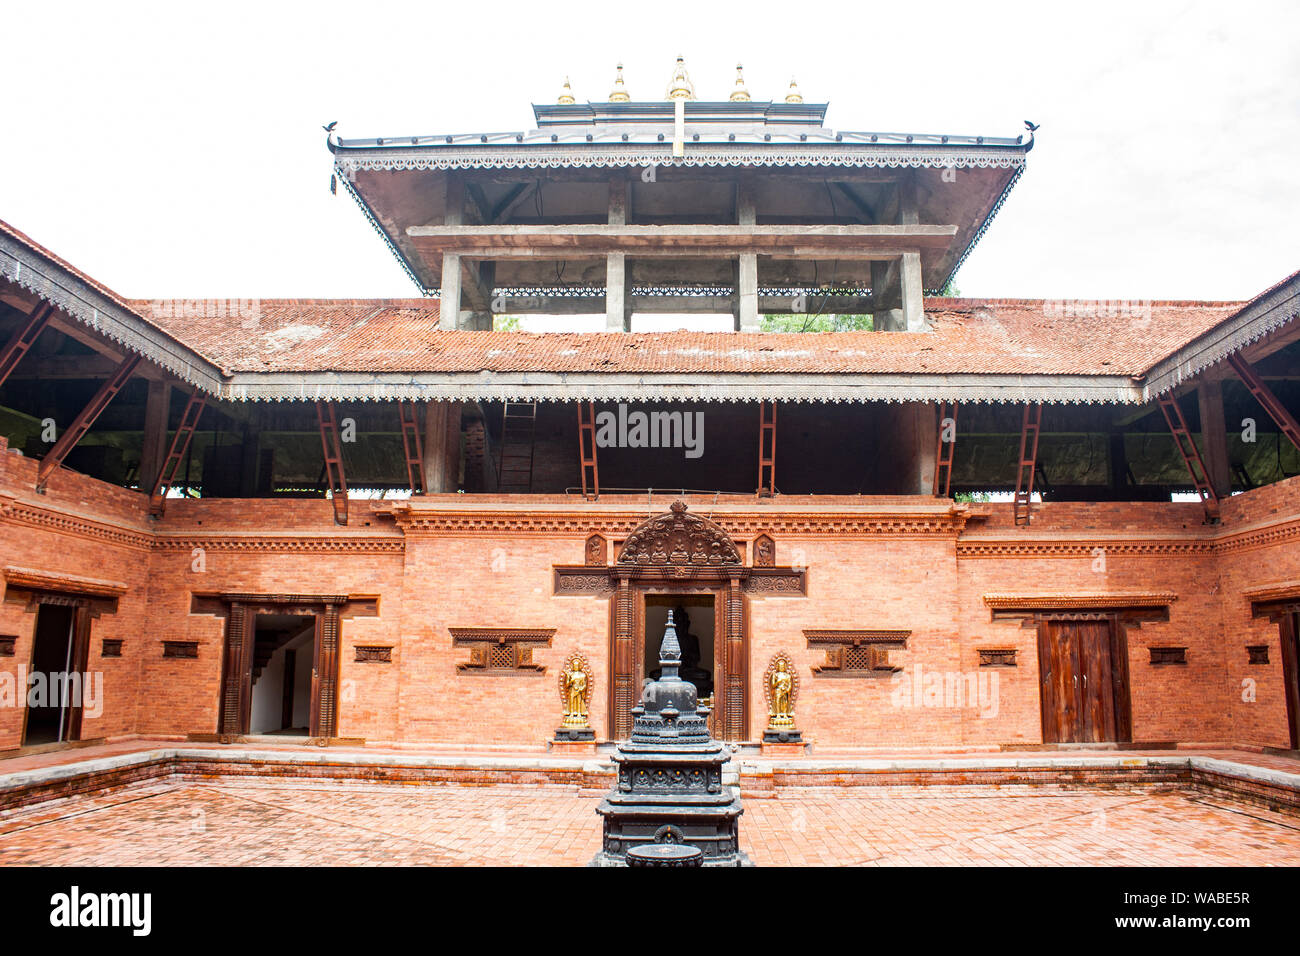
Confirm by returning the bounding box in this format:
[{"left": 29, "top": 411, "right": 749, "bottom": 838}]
[{"left": 1, "top": 780, "right": 1298, "bottom": 866}]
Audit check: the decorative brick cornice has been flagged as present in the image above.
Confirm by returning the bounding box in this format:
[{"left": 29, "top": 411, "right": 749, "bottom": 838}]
[
  {"left": 983, "top": 592, "right": 1177, "bottom": 610},
  {"left": 2, "top": 566, "right": 128, "bottom": 599},
  {"left": 0, "top": 499, "right": 153, "bottom": 551},
  {"left": 957, "top": 538, "right": 1213, "bottom": 559},
  {"left": 152, "top": 536, "right": 404, "bottom": 554},
  {"left": 1214, "top": 517, "right": 1300, "bottom": 555}
]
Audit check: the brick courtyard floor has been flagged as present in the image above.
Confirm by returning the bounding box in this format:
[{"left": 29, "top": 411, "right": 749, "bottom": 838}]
[{"left": 1, "top": 779, "right": 1298, "bottom": 865}]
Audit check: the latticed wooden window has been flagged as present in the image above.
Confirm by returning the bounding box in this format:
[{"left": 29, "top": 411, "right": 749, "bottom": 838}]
[
  {"left": 451, "top": 628, "right": 553, "bottom": 675},
  {"left": 805, "top": 629, "right": 910, "bottom": 678},
  {"left": 844, "top": 646, "right": 878, "bottom": 671}
]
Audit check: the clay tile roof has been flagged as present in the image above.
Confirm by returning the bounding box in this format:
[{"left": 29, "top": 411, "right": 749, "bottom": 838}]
[{"left": 131, "top": 296, "right": 1244, "bottom": 377}]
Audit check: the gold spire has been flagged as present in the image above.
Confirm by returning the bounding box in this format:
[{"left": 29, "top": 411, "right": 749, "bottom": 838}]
[
  {"left": 608, "top": 63, "right": 630, "bottom": 103},
  {"left": 784, "top": 77, "right": 803, "bottom": 104},
  {"left": 666, "top": 56, "right": 695, "bottom": 101},
  {"left": 729, "top": 63, "right": 751, "bottom": 102},
  {"left": 557, "top": 77, "right": 576, "bottom": 105}
]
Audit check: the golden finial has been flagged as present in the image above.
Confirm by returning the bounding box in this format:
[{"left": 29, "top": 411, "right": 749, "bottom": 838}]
[
  {"left": 730, "top": 63, "right": 751, "bottom": 102},
  {"left": 666, "top": 56, "right": 695, "bottom": 101},
  {"left": 557, "top": 77, "right": 576, "bottom": 105},
  {"left": 609, "top": 63, "right": 630, "bottom": 103},
  {"left": 784, "top": 77, "right": 803, "bottom": 104}
]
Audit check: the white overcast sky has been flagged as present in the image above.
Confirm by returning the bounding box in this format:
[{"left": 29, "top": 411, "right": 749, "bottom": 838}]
[{"left": 2, "top": 0, "right": 1297, "bottom": 320}]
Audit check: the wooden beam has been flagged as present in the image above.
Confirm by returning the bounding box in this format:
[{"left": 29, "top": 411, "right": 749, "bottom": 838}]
[
  {"left": 138, "top": 379, "right": 172, "bottom": 493},
  {"left": 36, "top": 354, "right": 141, "bottom": 492},
  {"left": 1196, "top": 379, "right": 1232, "bottom": 497},
  {"left": 0, "top": 304, "right": 53, "bottom": 388}
]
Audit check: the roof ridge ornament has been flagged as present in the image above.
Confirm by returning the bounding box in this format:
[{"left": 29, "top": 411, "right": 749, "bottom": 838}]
[
  {"left": 557, "top": 77, "right": 576, "bottom": 106},
  {"left": 666, "top": 56, "right": 694, "bottom": 159},
  {"left": 729, "top": 64, "right": 751, "bottom": 102},
  {"left": 609, "top": 63, "right": 630, "bottom": 103},
  {"left": 785, "top": 77, "right": 803, "bottom": 104}
]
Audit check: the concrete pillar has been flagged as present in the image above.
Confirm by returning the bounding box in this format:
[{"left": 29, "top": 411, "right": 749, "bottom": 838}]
[
  {"left": 871, "top": 260, "right": 902, "bottom": 332},
  {"left": 900, "top": 253, "right": 925, "bottom": 333},
  {"left": 1197, "top": 378, "right": 1232, "bottom": 497},
  {"left": 439, "top": 253, "right": 461, "bottom": 331},
  {"left": 138, "top": 379, "right": 170, "bottom": 493},
  {"left": 737, "top": 254, "right": 759, "bottom": 332},
  {"left": 606, "top": 252, "right": 629, "bottom": 332}
]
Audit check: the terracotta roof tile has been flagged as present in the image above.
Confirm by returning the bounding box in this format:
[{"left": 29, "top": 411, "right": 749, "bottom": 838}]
[{"left": 130, "top": 297, "right": 1244, "bottom": 378}]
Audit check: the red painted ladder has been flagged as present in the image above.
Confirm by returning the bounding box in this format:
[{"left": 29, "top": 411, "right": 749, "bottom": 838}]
[
  {"left": 398, "top": 400, "right": 425, "bottom": 495},
  {"left": 1013, "top": 403, "right": 1041, "bottom": 525},
  {"left": 315, "top": 401, "right": 349, "bottom": 526},
  {"left": 757, "top": 401, "right": 776, "bottom": 497},
  {"left": 933, "top": 402, "right": 958, "bottom": 497},
  {"left": 577, "top": 401, "right": 599, "bottom": 499},
  {"left": 1156, "top": 393, "right": 1220, "bottom": 521},
  {"left": 148, "top": 391, "right": 207, "bottom": 517}
]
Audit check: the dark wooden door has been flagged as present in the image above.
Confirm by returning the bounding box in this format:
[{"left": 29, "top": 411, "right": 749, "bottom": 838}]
[
  {"left": 1038, "top": 617, "right": 1130, "bottom": 744},
  {"left": 1280, "top": 612, "right": 1300, "bottom": 750}
]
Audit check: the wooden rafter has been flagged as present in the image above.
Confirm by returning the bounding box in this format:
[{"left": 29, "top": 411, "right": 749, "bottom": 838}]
[
  {"left": 36, "top": 354, "right": 141, "bottom": 492},
  {"left": 0, "top": 303, "right": 53, "bottom": 388},
  {"left": 1227, "top": 352, "right": 1300, "bottom": 454}
]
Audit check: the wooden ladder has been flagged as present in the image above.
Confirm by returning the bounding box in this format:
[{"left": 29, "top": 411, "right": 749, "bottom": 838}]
[
  {"left": 1013, "top": 403, "right": 1042, "bottom": 525},
  {"left": 398, "top": 400, "right": 425, "bottom": 495},
  {"left": 577, "top": 401, "right": 599, "bottom": 499},
  {"left": 1157, "top": 393, "right": 1220, "bottom": 521},
  {"left": 148, "top": 392, "right": 207, "bottom": 517},
  {"left": 315, "top": 401, "right": 349, "bottom": 526},
  {"left": 498, "top": 401, "right": 538, "bottom": 493},
  {"left": 933, "top": 402, "right": 957, "bottom": 497},
  {"left": 757, "top": 401, "right": 776, "bottom": 497}
]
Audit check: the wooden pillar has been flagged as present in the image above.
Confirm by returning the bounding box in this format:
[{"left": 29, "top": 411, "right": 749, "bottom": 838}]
[
  {"left": 138, "top": 380, "right": 171, "bottom": 493},
  {"left": 312, "top": 604, "right": 341, "bottom": 739},
  {"left": 1197, "top": 378, "right": 1232, "bottom": 498},
  {"left": 443, "top": 400, "right": 463, "bottom": 491},
  {"left": 422, "top": 401, "right": 449, "bottom": 492},
  {"left": 610, "top": 576, "right": 635, "bottom": 739},
  {"left": 914, "top": 403, "right": 938, "bottom": 495},
  {"left": 722, "top": 577, "right": 747, "bottom": 741}
]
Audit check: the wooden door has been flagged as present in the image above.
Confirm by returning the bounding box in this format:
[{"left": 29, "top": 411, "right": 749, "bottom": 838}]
[
  {"left": 63, "top": 605, "right": 93, "bottom": 742},
  {"left": 1280, "top": 612, "right": 1300, "bottom": 750},
  {"left": 1038, "top": 616, "right": 1130, "bottom": 744}
]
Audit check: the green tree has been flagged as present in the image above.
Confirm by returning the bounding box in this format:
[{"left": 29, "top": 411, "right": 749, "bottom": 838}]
[{"left": 760, "top": 313, "right": 873, "bottom": 333}]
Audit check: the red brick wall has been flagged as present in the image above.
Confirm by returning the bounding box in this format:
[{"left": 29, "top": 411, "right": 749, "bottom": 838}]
[{"left": 3, "top": 442, "right": 1299, "bottom": 751}]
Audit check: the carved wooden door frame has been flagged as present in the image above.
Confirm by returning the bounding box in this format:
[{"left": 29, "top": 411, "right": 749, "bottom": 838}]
[{"left": 199, "top": 592, "right": 377, "bottom": 742}]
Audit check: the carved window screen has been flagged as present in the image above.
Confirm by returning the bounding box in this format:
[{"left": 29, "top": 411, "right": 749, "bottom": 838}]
[
  {"left": 806, "top": 629, "right": 910, "bottom": 678},
  {"left": 451, "top": 628, "right": 554, "bottom": 675}
]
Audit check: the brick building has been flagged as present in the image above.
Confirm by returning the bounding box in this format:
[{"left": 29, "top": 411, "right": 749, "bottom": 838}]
[{"left": 0, "top": 63, "right": 1297, "bottom": 755}]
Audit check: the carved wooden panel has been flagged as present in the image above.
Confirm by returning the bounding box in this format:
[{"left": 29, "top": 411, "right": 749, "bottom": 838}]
[
  {"left": 617, "top": 500, "right": 741, "bottom": 568},
  {"left": 752, "top": 534, "right": 775, "bottom": 567},
  {"left": 585, "top": 534, "right": 607, "bottom": 566},
  {"left": 314, "top": 605, "right": 341, "bottom": 737},
  {"left": 354, "top": 645, "right": 392, "bottom": 663},
  {"left": 611, "top": 579, "right": 635, "bottom": 737},
  {"left": 219, "top": 602, "right": 250, "bottom": 734},
  {"left": 978, "top": 648, "right": 1017, "bottom": 667},
  {"left": 452, "top": 627, "right": 553, "bottom": 674},
  {"left": 806, "top": 629, "right": 909, "bottom": 677}
]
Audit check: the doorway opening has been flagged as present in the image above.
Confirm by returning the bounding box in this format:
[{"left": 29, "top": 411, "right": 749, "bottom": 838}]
[
  {"left": 22, "top": 603, "right": 84, "bottom": 747},
  {"left": 1036, "top": 615, "right": 1132, "bottom": 744},
  {"left": 643, "top": 595, "right": 716, "bottom": 699},
  {"left": 248, "top": 613, "right": 315, "bottom": 735}
]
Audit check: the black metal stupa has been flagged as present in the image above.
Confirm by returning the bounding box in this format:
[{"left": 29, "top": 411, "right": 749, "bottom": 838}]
[{"left": 592, "top": 610, "right": 749, "bottom": 866}]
